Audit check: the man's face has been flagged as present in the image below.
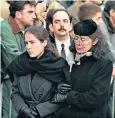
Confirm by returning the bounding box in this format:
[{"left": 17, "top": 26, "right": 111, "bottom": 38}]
[
  {"left": 92, "top": 12, "right": 103, "bottom": 25},
  {"left": 19, "top": 4, "right": 36, "bottom": 26},
  {"left": 49, "top": 11, "right": 72, "bottom": 38},
  {"left": 110, "top": 9, "right": 115, "bottom": 28}
]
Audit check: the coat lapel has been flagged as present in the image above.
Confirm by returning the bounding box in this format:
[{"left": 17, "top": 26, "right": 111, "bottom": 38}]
[
  {"left": 31, "top": 74, "right": 46, "bottom": 95},
  {"left": 19, "top": 74, "right": 35, "bottom": 100}
]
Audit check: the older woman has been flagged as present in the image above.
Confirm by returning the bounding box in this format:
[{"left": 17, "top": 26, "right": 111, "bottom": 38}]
[
  {"left": 7, "top": 26, "right": 71, "bottom": 118},
  {"left": 58, "top": 19, "right": 113, "bottom": 118}
]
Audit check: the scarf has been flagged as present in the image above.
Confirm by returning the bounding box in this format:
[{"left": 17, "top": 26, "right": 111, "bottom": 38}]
[
  {"left": 66, "top": 52, "right": 92, "bottom": 72},
  {"left": 75, "top": 52, "right": 92, "bottom": 65},
  {"left": 7, "top": 50, "right": 68, "bottom": 83}
]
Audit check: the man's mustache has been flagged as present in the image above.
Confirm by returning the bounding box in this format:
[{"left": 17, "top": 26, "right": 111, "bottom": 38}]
[{"left": 58, "top": 28, "right": 66, "bottom": 31}]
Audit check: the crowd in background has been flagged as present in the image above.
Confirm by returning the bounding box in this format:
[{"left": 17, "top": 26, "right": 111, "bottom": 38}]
[{"left": 0, "top": 0, "right": 115, "bottom": 118}]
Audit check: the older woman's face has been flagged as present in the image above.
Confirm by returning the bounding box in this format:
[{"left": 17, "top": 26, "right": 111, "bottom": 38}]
[
  {"left": 25, "top": 32, "right": 45, "bottom": 58},
  {"left": 74, "top": 35, "right": 97, "bottom": 53}
]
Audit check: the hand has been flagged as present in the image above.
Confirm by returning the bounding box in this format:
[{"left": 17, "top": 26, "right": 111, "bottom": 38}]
[
  {"left": 57, "top": 84, "right": 71, "bottom": 94},
  {"left": 50, "top": 93, "right": 68, "bottom": 103},
  {"left": 19, "top": 107, "right": 35, "bottom": 118}
]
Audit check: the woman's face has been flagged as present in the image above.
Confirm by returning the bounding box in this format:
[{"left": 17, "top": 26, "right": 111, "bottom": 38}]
[
  {"left": 25, "top": 32, "right": 46, "bottom": 58},
  {"left": 74, "top": 35, "right": 97, "bottom": 54}
]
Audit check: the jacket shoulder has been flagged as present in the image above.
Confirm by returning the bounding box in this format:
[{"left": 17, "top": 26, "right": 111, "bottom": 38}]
[
  {"left": 1, "top": 19, "right": 9, "bottom": 26},
  {"left": 1, "top": 19, "right": 11, "bottom": 29},
  {"left": 98, "top": 57, "right": 113, "bottom": 68}
]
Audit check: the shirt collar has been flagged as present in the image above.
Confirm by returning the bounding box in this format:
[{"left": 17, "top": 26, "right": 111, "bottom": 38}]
[
  {"left": 8, "top": 16, "right": 21, "bottom": 33},
  {"left": 55, "top": 36, "right": 71, "bottom": 48}
]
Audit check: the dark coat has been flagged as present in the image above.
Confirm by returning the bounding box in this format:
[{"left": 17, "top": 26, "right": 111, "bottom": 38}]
[
  {"left": 12, "top": 74, "right": 60, "bottom": 118},
  {"left": 9, "top": 50, "right": 71, "bottom": 118},
  {"left": 58, "top": 56, "right": 112, "bottom": 118}
]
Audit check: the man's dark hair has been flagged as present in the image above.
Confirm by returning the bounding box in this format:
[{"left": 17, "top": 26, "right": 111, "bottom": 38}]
[
  {"left": 46, "top": 9, "right": 55, "bottom": 31},
  {"left": 104, "top": 1, "right": 115, "bottom": 15},
  {"left": 9, "top": 1, "right": 35, "bottom": 18},
  {"left": 49, "top": 9, "right": 72, "bottom": 24}
]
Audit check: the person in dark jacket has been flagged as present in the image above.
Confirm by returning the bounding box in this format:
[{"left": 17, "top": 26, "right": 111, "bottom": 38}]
[
  {"left": 58, "top": 19, "right": 113, "bottom": 118},
  {"left": 7, "top": 26, "right": 71, "bottom": 118}
]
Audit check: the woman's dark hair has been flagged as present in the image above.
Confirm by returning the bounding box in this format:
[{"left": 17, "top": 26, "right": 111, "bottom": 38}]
[
  {"left": 25, "top": 26, "right": 49, "bottom": 42},
  {"left": 9, "top": 1, "right": 35, "bottom": 18},
  {"left": 25, "top": 26, "right": 58, "bottom": 55}
]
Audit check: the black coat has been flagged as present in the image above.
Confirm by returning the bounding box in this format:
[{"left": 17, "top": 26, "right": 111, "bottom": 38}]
[
  {"left": 8, "top": 50, "right": 70, "bottom": 118},
  {"left": 58, "top": 56, "right": 112, "bottom": 118},
  {"left": 12, "top": 74, "right": 60, "bottom": 118}
]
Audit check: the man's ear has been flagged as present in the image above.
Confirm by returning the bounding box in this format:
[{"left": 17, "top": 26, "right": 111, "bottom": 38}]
[
  {"left": 49, "top": 24, "right": 54, "bottom": 32},
  {"left": 93, "top": 38, "right": 98, "bottom": 45},
  {"left": 15, "top": 11, "right": 21, "bottom": 19},
  {"left": 110, "top": 9, "right": 115, "bottom": 17}
]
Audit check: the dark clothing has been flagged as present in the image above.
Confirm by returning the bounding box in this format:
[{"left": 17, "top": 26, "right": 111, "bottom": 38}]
[
  {"left": 12, "top": 74, "right": 59, "bottom": 118},
  {"left": 7, "top": 50, "right": 70, "bottom": 83},
  {"left": 58, "top": 56, "right": 112, "bottom": 118},
  {"left": 8, "top": 50, "right": 70, "bottom": 118}
]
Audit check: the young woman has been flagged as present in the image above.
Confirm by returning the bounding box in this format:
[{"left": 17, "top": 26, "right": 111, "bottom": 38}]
[
  {"left": 7, "top": 26, "right": 71, "bottom": 118},
  {"left": 58, "top": 19, "right": 113, "bottom": 118}
]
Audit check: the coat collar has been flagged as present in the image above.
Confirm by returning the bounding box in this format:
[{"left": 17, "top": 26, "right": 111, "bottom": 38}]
[{"left": 8, "top": 16, "right": 21, "bottom": 33}]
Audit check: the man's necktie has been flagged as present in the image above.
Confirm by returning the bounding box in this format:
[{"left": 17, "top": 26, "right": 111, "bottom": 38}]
[{"left": 61, "top": 44, "right": 66, "bottom": 59}]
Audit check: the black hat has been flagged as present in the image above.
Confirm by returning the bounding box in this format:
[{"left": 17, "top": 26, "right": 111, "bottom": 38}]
[{"left": 74, "top": 19, "right": 102, "bottom": 39}]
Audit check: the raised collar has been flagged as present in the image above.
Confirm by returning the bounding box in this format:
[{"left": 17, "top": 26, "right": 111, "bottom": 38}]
[{"left": 8, "top": 16, "right": 21, "bottom": 33}]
